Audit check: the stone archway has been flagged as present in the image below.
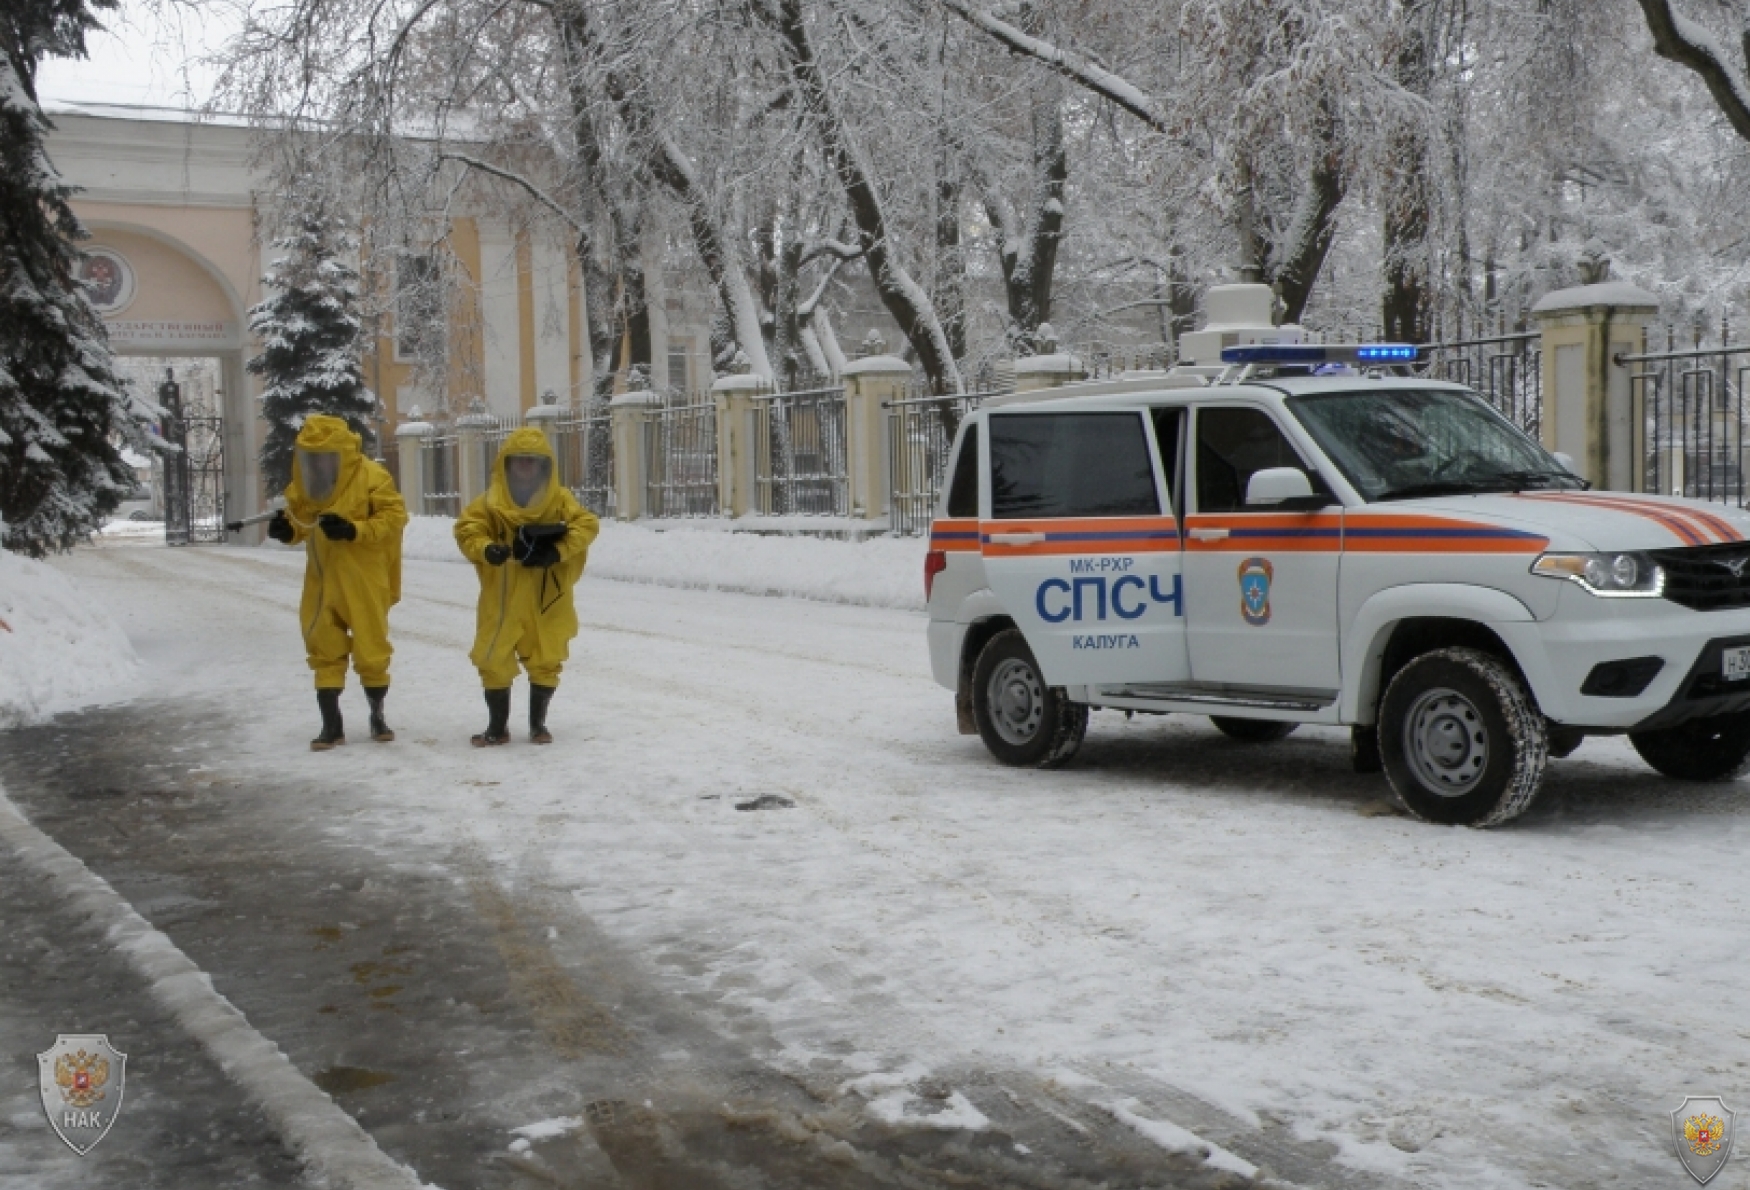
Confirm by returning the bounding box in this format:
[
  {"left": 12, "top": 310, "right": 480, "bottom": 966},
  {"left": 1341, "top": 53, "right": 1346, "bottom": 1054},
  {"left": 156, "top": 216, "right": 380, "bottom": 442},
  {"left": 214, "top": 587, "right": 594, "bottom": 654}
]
[{"left": 77, "top": 222, "right": 261, "bottom": 530}]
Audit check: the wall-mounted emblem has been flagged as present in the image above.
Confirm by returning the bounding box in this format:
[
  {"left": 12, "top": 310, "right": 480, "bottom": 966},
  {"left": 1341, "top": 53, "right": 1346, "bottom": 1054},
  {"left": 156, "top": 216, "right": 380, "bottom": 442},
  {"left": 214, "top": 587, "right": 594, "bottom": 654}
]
[
  {"left": 77, "top": 247, "right": 136, "bottom": 315},
  {"left": 1238, "top": 557, "right": 1273, "bottom": 626},
  {"left": 1672, "top": 1096, "right": 1735, "bottom": 1184},
  {"left": 38, "top": 1034, "right": 127, "bottom": 1155}
]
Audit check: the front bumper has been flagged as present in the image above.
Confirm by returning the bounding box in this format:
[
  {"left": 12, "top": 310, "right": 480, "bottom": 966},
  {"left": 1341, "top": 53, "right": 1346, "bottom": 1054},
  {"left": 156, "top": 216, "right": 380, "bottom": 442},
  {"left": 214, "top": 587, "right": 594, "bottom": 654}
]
[{"left": 1502, "top": 584, "right": 1750, "bottom": 729}]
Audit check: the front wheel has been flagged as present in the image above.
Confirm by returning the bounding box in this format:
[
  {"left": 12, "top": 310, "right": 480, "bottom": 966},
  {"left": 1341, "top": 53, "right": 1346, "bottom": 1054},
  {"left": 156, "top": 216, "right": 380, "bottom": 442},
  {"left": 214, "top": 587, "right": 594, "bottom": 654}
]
[
  {"left": 1379, "top": 647, "right": 1548, "bottom": 827},
  {"left": 1630, "top": 711, "right": 1750, "bottom": 781},
  {"left": 971, "top": 629, "right": 1087, "bottom": 768}
]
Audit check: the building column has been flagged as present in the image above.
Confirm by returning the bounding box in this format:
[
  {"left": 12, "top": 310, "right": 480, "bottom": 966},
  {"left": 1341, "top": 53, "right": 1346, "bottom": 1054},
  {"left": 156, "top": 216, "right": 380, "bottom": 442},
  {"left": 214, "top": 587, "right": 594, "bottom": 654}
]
[
  {"left": 840, "top": 354, "right": 913, "bottom": 524},
  {"left": 1532, "top": 282, "right": 1660, "bottom": 492},
  {"left": 395, "top": 419, "right": 433, "bottom": 514},
  {"left": 610, "top": 388, "right": 662, "bottom": 520}
]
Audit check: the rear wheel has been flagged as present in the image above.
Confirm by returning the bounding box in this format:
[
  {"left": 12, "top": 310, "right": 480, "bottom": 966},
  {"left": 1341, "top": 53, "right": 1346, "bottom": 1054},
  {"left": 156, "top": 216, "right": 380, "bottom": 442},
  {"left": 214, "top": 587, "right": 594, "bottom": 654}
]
[
  {"left": 1629, "top": 711, "right": 1750, "bottom": 781},
  {"left": 971, "top": 629, "right": 1087, "bottom": 768},
  {"left": 1209, "top": 716, "right": 1297, "bottom": 742},
  {"left": 1380, "top": 647, "right": 1547, "bottom": 827}
]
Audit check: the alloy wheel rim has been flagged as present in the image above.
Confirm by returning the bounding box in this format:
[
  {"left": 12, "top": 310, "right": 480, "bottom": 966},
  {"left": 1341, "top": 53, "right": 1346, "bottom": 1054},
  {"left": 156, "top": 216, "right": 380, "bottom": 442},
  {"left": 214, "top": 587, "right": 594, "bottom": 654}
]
[
  {"left": 988, "top": 657, "right": 1045, "bottom": 745},
  {"left": 1403, "top": 686, "right": 1489, "bottom": 796}
]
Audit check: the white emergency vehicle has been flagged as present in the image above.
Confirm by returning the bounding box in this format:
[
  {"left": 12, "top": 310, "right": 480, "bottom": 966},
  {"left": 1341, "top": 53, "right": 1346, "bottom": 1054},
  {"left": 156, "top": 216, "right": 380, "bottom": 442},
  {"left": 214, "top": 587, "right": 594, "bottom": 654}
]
[{"left": 925, "top": 343, "right": 1750, "bottom": 826}]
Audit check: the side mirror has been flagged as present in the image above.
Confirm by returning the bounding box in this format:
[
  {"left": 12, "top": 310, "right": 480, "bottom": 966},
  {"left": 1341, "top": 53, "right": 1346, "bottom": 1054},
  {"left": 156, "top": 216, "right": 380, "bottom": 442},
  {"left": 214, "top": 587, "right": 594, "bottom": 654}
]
[
  {"left": 1246, "top": 466, "right": 1316, "bottom": 506},
  {"left": 1552, "top": 451, "right": 1578, "bottom": 475}
]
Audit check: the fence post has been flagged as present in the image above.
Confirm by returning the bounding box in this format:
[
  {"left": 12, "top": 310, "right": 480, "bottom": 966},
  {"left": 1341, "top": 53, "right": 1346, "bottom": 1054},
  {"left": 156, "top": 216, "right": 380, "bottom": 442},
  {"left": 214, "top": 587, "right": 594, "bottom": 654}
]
[
  {"left": 609, "top": 388, "right": 662, "bottom": 520},
  {"left": 1531, "top": 282, "right": 1660, "bottom": 491},
  {"left": 524, "top": 400, "right": 563, "bottom": 450},
  {"left": 841, "top": 354, "right": 912, "bottom": 523},
  {"left": 455, "top": 400, "right": 496, "bottom": 505},
  {"left": 712, "top": 373, "right": 770, "bottom": 517},
  {"left": 1013, "top": 352, "right": 1087, "bottom": 393},
  {"left": 394, "top": 419, "right": 433, "bottom": 512}
]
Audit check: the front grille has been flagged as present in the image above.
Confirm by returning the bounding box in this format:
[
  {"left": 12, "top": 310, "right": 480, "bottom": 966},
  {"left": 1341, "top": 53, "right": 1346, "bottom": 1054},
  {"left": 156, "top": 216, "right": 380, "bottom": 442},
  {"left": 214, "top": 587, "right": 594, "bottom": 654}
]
[{"left": 1652, "top": 543, "right": 1750, "bottom": 610}]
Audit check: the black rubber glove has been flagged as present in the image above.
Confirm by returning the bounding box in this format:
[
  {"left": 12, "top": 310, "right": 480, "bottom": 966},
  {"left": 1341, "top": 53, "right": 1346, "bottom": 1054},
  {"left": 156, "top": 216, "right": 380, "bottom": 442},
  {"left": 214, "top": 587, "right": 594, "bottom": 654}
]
[
  {"left": 520, "top": 541, "right": 561, "bottom": 569},
  {"left": 483, "top": 543, "right": 510, "bottom": 566},
  {"left": 318, "top": 513, "right": 357, "bottom": 542},
  {"left": 266, "top": 511, "right": 294, "bottom": 543}
]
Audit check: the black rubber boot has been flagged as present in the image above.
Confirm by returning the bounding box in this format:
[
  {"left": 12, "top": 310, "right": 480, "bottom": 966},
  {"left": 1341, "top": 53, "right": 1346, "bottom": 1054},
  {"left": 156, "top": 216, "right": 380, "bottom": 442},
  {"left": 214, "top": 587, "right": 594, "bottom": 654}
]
[
  {"left": 529, "top": 684, "right": 556, "bottom": 745},
  {"left": 364, "top": 686, "right": 394, "bottom": 742},
  {"left": 311, "top": 689, "right": 346, "bottom": 752},
  {"left": 471, "top": 688, "right": 511, "bottom": 747}
]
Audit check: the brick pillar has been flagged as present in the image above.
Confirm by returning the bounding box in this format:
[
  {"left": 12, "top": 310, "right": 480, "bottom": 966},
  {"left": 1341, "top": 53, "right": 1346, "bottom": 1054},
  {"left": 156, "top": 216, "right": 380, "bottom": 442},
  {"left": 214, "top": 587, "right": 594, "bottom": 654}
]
[
  {"left": 609, "top": 389, "right": 662, "bottom": 520},
  {"left": 1012, "top": 353, "right": 1087, "bottom": 393},
  {"left": 394, "top": 420, "right": 433, "bottom": 515},
  {"left": 840, "top": 355, "right": 913, "bottom": 523},
  {"left": 712, "top": 373, "right": 770, "bottom": 517},
  {"left": 1532, "top": 282, "right": 1660, "bottom": 492}
]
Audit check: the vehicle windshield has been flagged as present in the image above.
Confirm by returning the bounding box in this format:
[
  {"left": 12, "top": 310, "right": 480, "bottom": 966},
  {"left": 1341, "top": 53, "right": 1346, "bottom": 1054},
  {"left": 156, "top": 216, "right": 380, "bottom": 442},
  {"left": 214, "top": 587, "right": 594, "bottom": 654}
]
[{"left": 1285, "top": 388, "right": 1586, "bottom": 502}]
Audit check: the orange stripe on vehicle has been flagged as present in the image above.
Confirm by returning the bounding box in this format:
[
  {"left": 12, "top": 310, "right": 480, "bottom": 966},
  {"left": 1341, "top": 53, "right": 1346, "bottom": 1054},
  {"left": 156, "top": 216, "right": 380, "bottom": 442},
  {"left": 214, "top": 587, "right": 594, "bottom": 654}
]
[
  {"left": 1343, "top": 514, "right": 1549, "bottom": 554},
  {"left": 1516, "top": 493, "right": 1729, "bottom": 546},
  {"left": 1183, "top": 514, "right": 1342, "bottom": 553},
  {"left": 979, "top": 516, "right": 1180, "bottom": 556},
  {"left": 929, "top": 518, "right": 982, "bottom": 552}
]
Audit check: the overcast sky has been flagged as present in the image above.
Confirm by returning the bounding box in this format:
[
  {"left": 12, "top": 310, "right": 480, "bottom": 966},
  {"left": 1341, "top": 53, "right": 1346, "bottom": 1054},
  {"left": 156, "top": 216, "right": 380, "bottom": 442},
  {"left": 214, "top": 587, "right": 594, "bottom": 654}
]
[{"left": 38, "top": 1, "right": 233, "bottom": 109}]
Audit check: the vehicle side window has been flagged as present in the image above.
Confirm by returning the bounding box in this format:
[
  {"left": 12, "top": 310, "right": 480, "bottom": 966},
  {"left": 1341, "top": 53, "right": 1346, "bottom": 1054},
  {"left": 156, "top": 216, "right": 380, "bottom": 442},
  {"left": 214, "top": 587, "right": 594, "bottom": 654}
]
[
  {"left": 945, "top": 423, "right": 980, "bottom": 517},
  {"left": 1195, "top": 406, "right": 1313, "bottom": 514},
  {"left": 1150, "top": 407, "right": 1183, "bottom": 516},
  {"left": 990, "top": 412, "right": 1159, "bottom": 519}
]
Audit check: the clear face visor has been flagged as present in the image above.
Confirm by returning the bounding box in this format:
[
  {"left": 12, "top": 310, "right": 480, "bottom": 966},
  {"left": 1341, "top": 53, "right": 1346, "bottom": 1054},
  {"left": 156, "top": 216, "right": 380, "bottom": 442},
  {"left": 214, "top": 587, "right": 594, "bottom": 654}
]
[
  {"left": 504, "top": 454, "right": 552, "bottom": 508},
  {"left": 297, "top": 450, "right": 341, "bottom": 502}
]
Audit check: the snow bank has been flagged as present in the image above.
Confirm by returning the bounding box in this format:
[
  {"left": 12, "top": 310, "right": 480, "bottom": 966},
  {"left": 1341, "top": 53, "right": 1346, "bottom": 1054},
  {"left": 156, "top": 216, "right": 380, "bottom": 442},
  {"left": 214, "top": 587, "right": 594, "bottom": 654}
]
[
  {"left": 0, "top": 546, "right": 139, "bottom": 728},
  {"left": 399, "top": 516, "right": 929, "bottom": 612}
]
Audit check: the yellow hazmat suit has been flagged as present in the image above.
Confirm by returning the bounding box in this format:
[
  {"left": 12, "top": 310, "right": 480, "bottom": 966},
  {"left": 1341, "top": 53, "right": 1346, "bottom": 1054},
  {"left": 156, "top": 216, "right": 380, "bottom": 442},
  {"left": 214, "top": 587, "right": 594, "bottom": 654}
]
[
  {"left": 454, "top": 427, "right": 601, "bottom": 689},
  {"left": 282, "top": 416, "right": 408, "bottom": 689}
]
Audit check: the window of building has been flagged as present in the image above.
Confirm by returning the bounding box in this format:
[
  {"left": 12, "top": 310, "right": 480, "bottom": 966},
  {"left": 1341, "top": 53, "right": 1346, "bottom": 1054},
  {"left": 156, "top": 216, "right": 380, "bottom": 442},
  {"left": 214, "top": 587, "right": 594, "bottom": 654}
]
[
  {"left": 395, "top": 254, "right": 444, "bottom": 362},
  {"left": 667, "top": 345, "right": 690, "bottom": 393}
]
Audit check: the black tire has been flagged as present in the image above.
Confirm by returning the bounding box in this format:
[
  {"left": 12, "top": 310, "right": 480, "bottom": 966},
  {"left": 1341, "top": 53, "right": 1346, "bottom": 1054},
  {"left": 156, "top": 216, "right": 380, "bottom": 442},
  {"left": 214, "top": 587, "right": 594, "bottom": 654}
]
[
  {"left": 1209, "top": 716, "right": 1298, "bottom": 742},
  {"left": 1630, "top": 711, "right": 1750, "bottom": 781},
  {"left": 1379, "top": 647, "right": 1548, "bottom": 827},
  {"left": 971, "top": 629, "right": 1088, "bottom": 768}
]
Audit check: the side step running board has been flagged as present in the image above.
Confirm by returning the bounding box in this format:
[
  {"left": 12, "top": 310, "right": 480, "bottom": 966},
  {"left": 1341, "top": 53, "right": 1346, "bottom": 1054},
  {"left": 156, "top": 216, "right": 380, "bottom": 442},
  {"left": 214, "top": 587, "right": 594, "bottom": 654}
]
[{"left": 1097, "top": 683, "right": 1338, "bottom": 712}]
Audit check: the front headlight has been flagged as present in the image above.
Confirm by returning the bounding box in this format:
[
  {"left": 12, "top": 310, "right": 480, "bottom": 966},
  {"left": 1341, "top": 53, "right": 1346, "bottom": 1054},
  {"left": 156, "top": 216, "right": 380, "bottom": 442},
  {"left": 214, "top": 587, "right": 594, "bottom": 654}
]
[{"left": 1531, "top": 551, "right": 1664, "bottom": 597}]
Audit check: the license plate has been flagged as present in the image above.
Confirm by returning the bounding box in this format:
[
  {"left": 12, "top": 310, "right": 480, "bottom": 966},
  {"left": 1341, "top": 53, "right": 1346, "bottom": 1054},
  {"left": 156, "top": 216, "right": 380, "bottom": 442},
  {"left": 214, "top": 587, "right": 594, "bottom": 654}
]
[{"left": 1725, "top": 646, "right": 1750, "bottom": 682}]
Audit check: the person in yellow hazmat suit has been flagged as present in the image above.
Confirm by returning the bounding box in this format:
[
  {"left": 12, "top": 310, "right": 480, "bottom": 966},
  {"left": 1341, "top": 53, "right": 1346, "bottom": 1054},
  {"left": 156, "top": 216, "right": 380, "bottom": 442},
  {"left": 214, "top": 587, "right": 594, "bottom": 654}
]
[
  {"left": 454, "top": 427, "right": 600, "bottom": 745},
  {"left": 266, "top": 415, "right": 408, "bottom": 751}
]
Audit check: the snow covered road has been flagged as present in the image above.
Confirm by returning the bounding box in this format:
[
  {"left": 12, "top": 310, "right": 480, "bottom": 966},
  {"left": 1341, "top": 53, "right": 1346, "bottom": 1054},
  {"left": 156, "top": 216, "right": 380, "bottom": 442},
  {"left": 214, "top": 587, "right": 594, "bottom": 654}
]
[{"left": 5, "top": 538, "right": 1750, "bottom": 1188}]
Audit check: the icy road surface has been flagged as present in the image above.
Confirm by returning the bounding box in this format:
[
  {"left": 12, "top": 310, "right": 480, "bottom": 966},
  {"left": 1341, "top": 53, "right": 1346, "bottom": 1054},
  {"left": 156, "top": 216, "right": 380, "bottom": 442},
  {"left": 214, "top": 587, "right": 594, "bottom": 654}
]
[{"left": 5, "top": 539, "right": 1750, "bottom": 1189}]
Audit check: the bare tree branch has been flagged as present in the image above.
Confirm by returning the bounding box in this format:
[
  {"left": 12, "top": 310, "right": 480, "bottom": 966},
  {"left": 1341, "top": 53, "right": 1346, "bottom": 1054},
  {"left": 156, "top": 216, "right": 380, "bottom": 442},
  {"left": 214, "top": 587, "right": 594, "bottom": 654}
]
[{"left": 1633, "top": 0, "right": 1750, "bottom": 142}]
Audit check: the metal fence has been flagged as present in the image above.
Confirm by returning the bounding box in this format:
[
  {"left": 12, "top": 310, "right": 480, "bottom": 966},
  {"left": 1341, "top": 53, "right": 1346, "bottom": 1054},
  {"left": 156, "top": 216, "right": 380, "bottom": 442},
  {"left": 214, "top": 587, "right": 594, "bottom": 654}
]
[
  {"left": 645, "top": 394, "right": 719, "bottom": 518},
  {"left": 1078, "top": 342, "right": 1177, "bottom": 380},
  {"left": 1618, "top": 330, "right": 1750, "bottom": 504},
  {"left": 1422, "top": 330, "right": 1542, "bottom": 436},
  {"left": 754, "top": 385, "right": 849, "bottom": 516},
  {"left": 553, "top": 403, "right": 616, "bottom": 517},
  {"left": 886, "top": 389, "right": 997, "bottom": 536},
  {"left": 420, "top": 431, "right": 461, "bottom": 517}
]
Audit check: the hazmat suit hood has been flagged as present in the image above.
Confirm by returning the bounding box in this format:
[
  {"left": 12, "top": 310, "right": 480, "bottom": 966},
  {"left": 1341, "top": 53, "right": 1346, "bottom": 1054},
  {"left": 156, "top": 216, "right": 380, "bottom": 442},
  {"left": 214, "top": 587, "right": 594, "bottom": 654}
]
[
  {"left": 286, "top": 416, "right": 366, "bottom": 515},
  {"left": 486, "top": 428, "right": 564, "bottom": 527}
]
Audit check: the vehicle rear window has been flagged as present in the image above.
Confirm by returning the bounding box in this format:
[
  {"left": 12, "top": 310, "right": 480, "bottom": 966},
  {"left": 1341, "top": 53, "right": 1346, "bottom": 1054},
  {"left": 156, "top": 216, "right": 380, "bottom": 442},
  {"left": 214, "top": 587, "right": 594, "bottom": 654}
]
[
  {"left": 945, "top": 423, "right": 980, "bottom": 517},
  {"left": 989, "top": 412, "right": 1160, "bottom": 519}
]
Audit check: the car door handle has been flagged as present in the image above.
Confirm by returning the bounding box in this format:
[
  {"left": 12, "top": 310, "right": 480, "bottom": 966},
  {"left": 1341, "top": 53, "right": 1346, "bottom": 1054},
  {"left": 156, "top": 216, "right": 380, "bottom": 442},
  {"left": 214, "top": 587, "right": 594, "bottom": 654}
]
[
  {"left": 988, "top": 532, "right": 1047, "bottom": 545},
  {"left": 1189, "top": 527, "right": 1230, "bottom": 541}
]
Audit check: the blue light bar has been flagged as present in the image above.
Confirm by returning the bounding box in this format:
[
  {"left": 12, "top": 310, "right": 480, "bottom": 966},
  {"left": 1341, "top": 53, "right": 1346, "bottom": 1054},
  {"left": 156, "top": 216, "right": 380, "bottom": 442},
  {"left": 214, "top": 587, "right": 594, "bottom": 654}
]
[{"left": 1220, "top": 343, "right": 1421, "bottom": 365}]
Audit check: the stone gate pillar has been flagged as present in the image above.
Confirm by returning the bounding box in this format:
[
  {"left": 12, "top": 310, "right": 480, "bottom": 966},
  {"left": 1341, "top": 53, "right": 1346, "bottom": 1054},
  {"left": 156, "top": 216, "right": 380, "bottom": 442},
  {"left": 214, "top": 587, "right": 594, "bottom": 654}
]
[
  {"left": 395, "top": 418, "right": 433, "bottom": 515},
  {"left": 1532, "top": 282, "right": 1660, "bottom": 492},
  {"left": 712, "top": 373, "right": 770, "bottom": 517},
  {"left": 841, "top": 353, "right": 913, "bottom": 524},
  {"left": 609, "top": 388, "right": 662, "bottom": 520}
]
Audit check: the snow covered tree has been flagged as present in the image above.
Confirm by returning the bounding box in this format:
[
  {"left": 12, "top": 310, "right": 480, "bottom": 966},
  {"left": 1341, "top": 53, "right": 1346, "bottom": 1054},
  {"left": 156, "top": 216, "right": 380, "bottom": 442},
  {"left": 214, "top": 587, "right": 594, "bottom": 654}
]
[
  {"left": 248, "top": 208, "right": 378, "bottom": 495},
  {"left": 0, "top": 0, "right": 149, "bottom": 557}
]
